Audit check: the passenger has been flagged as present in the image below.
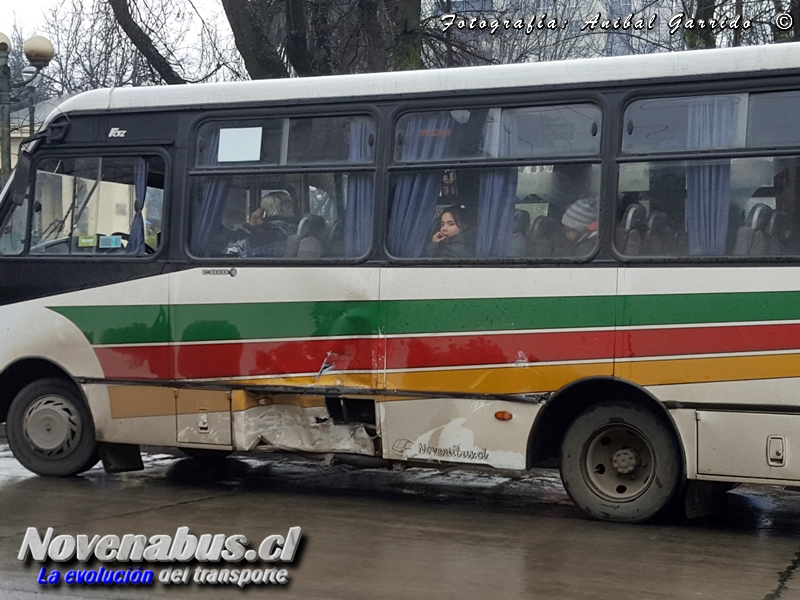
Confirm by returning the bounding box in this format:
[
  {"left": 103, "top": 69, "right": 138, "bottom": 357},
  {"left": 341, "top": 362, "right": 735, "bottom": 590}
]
[
  {"left": 423, "top": 205, "right": 473, "bottom": 258},
  {"left": 562, "top": 197, "right": 599, "bottom": 256},
  {"left": 225, "top": 191, "right": 297, "bottom": 258}
]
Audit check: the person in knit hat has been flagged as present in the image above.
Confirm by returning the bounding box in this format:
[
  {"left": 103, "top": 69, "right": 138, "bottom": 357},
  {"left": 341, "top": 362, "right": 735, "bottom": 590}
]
[{"left": 562, "top": 197, "right": 599, "bottom": 255}]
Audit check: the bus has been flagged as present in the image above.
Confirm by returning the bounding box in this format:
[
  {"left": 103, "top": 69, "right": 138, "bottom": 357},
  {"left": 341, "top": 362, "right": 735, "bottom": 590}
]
[{"left": 3, "top": 43, "right": 800, "bottom": 524}]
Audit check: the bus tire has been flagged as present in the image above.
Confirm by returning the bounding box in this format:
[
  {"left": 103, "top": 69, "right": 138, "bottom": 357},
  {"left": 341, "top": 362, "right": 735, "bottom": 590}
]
[
  {"left": 6, "top": 378, "right": 100, "bottom": 477},
  {"left": 560, "top": 400, "right": 681, "bottom": 523}
]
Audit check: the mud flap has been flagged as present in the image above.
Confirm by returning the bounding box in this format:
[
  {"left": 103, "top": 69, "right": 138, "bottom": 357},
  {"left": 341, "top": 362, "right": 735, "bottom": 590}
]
[
  {"left": 684, "top": 480, "right": 729, "bottom": 519},
  {"left": 98, "top": 443, "right": 144, "bottom": 473}
]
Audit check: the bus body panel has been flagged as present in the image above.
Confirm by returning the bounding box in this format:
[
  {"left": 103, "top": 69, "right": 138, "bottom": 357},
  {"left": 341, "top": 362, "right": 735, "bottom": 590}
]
[
  {"left": 379, "top": 267, "right": 618, "bottom": 396},
  {"left": 379, "top": 397, "right": 541, "bottom": 470},
  {"left": 619, "top": 266, "right": 800, "bottom": 482},
  {"left": 169, "top": 266, "right": 382, "bottom": 388}
]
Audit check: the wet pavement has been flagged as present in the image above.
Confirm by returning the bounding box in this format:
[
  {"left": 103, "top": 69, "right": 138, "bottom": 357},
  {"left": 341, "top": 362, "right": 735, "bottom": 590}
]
[{"left": 1, "top": 438, "right": 800, "bottom": 599}]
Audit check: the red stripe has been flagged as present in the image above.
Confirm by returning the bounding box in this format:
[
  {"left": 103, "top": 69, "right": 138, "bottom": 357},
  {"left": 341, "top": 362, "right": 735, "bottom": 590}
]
[
  {"left": 93, "top": 322, "right": 800, "bottom": 380},
  {"left": 386, "top": 330, "right": 615, "bottom": 370},
  {"left": 95, "top": 346, "right": 172, "bottom": 380},
  {"left": 97, "top": 338, "right": 380, "bottom": 379},
  {"left": 620, "top": 323, "right": 800, "bottom": 358}
]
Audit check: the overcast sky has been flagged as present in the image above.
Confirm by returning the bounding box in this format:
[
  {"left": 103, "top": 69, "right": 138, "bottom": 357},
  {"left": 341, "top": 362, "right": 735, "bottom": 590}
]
[{"left": 0, "top": 1, "right": 51, "bottom": 38}]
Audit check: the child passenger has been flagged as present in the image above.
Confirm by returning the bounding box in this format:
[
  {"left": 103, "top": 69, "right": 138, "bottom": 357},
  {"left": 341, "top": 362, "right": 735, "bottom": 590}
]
[
  {"left": 561, "top": 197, "right": 599, "bottom": 256},
  {"left": 423, "top": 205, "right": 473, "bottom": 258}
]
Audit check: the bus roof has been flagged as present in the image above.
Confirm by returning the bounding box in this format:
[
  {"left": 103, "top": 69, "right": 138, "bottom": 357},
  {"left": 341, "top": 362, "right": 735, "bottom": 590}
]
[{"left": 47, "top": 43, "right": 800, "bottom": 124}]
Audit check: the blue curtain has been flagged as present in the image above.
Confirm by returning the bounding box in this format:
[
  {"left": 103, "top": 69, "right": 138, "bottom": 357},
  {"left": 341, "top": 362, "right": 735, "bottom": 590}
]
[
  {"left": 476, "top": 109, "right": 519, "bottom": 257},
  {"left": 126, "top": 158, "right": 147, "bottom": 255},
  {"left": 190, "top": 129, "right": 228, "bottom": 256},
  {"left": 686, "top": 97, "right": 738, "bottom": 255},
  {"left": 344, "top": 117, "right": 376, "bottom": 257},
  {"left": 387, "top": 113, "right": 452, "bottom": 257}
]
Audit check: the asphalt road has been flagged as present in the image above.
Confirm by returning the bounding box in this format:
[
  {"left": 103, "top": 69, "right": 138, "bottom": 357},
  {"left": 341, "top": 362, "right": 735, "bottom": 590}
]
[{"left": 1, "top": 440, "right": 800, "bottom": 599}]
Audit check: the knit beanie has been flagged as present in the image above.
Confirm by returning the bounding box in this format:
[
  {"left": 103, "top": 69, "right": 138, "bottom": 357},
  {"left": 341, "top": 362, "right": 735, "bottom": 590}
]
[{"left": 562, "top": 198, "right": 598, "bottom": 232}]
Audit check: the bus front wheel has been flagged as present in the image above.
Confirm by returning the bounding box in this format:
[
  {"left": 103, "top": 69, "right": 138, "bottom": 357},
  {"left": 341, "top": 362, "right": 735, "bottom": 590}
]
[
  {"left": 6, "top": 378, "right": 100, "bottom": 477},
  {"left": 560, "top": 401, "right": 681, "bottom": 523}
]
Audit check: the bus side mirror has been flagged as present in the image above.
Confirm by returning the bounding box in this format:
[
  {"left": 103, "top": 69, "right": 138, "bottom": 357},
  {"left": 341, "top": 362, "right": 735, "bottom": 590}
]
[{"left": 11, "top": 153, "right": 31, "bottom": 207}]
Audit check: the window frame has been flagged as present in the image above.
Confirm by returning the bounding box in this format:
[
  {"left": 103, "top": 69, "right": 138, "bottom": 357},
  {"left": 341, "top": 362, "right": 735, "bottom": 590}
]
[
  {"left": 4, "top": 147, "right": 170, "bottom": 261},
  {"left": 614, "top": 85, "right": 800, "bottom": 264},
  {"left": 384, "top": 97, "right": 606, "bottom": 264},
  {"left": 185, "top": 108, "right": 381, "bottom": 264}
]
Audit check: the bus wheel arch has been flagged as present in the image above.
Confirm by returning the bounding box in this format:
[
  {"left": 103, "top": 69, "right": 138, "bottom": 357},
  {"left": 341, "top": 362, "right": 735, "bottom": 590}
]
[
  {"left": 527, "top": 377, "right": 686, "bottom": 521},
  {"left": 0, "top": 358, "right": 80, "bottom": 423},
  {"left": 1, "top": 361, "right": 99, "bottom": 477}
]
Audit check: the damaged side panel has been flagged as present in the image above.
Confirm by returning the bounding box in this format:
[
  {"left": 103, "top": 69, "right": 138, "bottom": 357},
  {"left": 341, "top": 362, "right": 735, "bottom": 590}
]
[{"left": 231, "top": 391, "right": 377, "bottom": 456}]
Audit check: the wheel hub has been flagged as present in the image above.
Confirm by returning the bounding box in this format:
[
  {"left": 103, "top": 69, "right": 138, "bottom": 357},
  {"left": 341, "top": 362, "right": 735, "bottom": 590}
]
[
  {"left": 582, "top": 424, "right": 655, "bottom": 502},
  {"left": 24, "top": 397, "right": 79, "bottom": 454},
  {"left": 612, "top": 448, "right": 639, "bottom": 474}
]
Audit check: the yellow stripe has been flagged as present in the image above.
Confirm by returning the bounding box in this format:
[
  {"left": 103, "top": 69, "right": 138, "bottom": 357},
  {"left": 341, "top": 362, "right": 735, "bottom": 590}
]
[
  {"left": 109, "top": 353, "right": 800, "bottom": 419},
  {"left": 385, "top": 363, "right": 615, "bottom": 394},
  {"left": 616, "top": 353, "right": 800, "bottom": 386},
  {"left": 108, "top": 386, "right": 175, "bottom": 418}
]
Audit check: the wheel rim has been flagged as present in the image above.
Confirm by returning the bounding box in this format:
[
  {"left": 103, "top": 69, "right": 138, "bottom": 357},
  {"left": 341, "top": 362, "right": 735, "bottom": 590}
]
[
  {"left": 581, "top": 423, "right": 655, "bottom": 502},
  {"left": 23, "top": 395, "right": 81, "bottom": 456}
]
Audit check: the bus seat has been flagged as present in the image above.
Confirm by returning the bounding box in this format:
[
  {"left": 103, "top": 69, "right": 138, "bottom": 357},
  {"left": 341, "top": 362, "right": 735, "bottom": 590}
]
[
  {"left": 286, "top": 214, "right": 326, "bottom": 259},
  {"left": 326, "top": 219, "right": 344, "bottom": 257},
  {"left": 765, "top": 210, "right": 791, "bottom": 255},
  {"left": 615, "top": 204, "right": 647, "bottom": 255},
  {"left": 528, "top": 215, "right": 566, "bottom": 257},
  {"left": 510, "top": 209, "right": 531, "bottom": 257},
  {"left": 733, "top": 203, "right": 772, "bottom": 255},
  {"left": 642, "top": 211, "right": 669, "bottom": 255}
]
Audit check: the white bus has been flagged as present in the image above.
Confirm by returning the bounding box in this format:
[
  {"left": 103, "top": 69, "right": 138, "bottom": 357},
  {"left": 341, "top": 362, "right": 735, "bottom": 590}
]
[{"left": 3, "top": 43, "right": 800, "bottom": 523}]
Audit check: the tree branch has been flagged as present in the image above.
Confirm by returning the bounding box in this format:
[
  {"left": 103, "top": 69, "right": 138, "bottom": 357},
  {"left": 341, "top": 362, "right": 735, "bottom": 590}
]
[{"left": 108, "top": 0, "right": 188, "bottom": 84}]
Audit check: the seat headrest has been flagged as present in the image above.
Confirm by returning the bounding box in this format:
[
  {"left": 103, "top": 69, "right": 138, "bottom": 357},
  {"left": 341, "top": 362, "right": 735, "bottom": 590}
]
[
  {"left": 746, "top": 203, "right": 773, "bottom": 230},
  {"left": 298, "top": 214, "right": 325, "bottom": 238},
  {"left": 622, "top": 203, "right": 647, "bottom": 230},
  {"left": 767, "top": 210, "right": 791, "bottom": 239},
  {"left": 514, "top": 209, "right": 531, "bottom": 235}
]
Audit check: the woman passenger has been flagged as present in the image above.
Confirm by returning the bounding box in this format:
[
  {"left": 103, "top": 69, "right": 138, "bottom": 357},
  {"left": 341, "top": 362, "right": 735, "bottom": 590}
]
[{"left": 423, "top": 205, "right": 473, "bottom": 258}]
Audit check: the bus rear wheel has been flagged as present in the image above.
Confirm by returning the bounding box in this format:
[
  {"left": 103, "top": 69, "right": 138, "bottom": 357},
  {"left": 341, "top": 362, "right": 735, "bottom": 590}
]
[
  {"left": 6, "top": 378, "right": 99, "bottom": 477},
  {"left": 560, "top": 401, "right": 681, "bottom": 523}
]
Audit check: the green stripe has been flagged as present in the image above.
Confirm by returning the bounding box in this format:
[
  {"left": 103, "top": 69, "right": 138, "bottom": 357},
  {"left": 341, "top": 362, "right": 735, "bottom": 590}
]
[
  {"left": 174, "top": 301, "right": 380, "bottom": 342},
  {"left": 619, "top": 291, "right": 800, "bottom": 327},
  {"left": 49, "top": 290, "right": 800, "bottom": 345},
  {"left": 384, "top": 296, "right": 615, "bottom": 335},
  {"left": 50, "top": 305, "right": 171, "bottom": 345}
]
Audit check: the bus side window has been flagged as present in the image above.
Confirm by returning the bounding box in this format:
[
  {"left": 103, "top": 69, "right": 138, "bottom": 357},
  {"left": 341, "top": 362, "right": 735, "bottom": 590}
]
[
  {"left": 189, "top": 115, "right": 376, "bottom": 260},
  {"left": 618, "top": 157, "right": 800, "bottom": 257},
  {"left": 387, "top": 104, "right": 602, "bottom": 260},
  {"left": 0, "top": 195, "right": 28, "bottom": 256},
  {"left": 27, "top": 155, "right": 165, "bottom": 257}
]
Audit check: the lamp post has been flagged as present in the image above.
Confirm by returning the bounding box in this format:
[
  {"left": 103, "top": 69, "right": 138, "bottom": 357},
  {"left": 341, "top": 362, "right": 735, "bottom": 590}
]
[{"left": 0, "top": 32, "right": 54, "bottom": 188}]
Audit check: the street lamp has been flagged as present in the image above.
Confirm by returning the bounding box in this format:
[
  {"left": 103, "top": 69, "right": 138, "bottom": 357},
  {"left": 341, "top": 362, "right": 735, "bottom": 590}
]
[{"left": 0, "top": 32, "right": 54, "bottom": 187}]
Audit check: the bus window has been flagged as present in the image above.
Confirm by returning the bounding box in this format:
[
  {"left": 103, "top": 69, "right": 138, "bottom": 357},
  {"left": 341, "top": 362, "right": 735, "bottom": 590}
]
[
  {"left": 388, "top": 104, "right": 601, "bottom": 260},
  {"left": 622, "top": 94, "right": 748, "bottom": 154},
  {"left": 0, "top": 193, "right": 27, "bottom": 255},
  {"left": 387, "top": 163, "right": 601, "bottom": 259},
  {"left": 617, "top": 156, "right": 800, "bottom": 257},
  {"left": 25, "top": 155, "right": 165, "bottom": 256},
  {"left": 196, "top": 115, "right": 375, "bottom": 168},
  {"left": 190, "top": 115, "right": 375, "bottom": 260},
  {"left": 189, "top": 171, "right": 373, "bottom": 259},
  {"left": 393, "top": 104, "right": 601, "bottom": 162}
]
